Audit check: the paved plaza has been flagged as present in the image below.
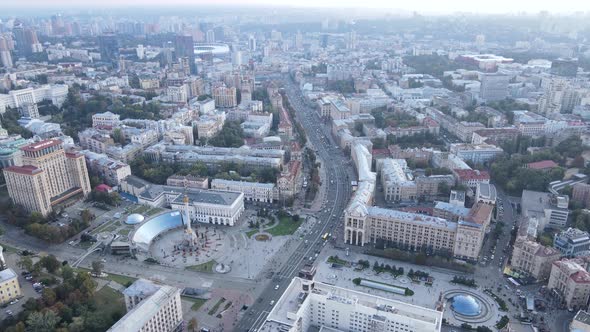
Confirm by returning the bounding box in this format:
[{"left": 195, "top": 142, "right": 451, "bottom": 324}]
[{"left": 315, "top": 247, "right": 505, "bottom": 330}]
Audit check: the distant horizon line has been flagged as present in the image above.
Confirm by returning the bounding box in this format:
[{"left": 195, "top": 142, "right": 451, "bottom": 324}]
[{"left": 1, "top": 3, "right": 589, "bottom": 16}]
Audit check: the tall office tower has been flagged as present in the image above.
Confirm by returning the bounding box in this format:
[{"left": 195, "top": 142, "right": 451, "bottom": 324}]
[
  {"left": 270, "top": 29, "right": 282, "bottom": 41},
  {"left": 136, "top": 44, "right": 145, "bottom": 59},
  {"left": 51, "top": 14, "right": 64, "bottom": 35},
  {"left": 98, "top": 33, "right": 119, "bottom": 64},
  {"left": 0, "top": 36, "right": 12, "bottom": 68},
  {"left": 13, "top": 25, "right": 41, "bottom": 56},
  {"left": 248, "top": 35, "right": 256, "bottom": 52},
  {"left": 479, "top": 73, "right": 509, "bottom": 101},
  {"left": 346, "top": 31, "right": 357, "bottom": 50},
  {"left": 320, "top": 33, "right": 329, "bottom": 48},
  {"left": 160, "top": 46, "right": 173, "bottom": 67},
  {"left": 205, "top": 29, "right": 215, "bottom": 43},
  {"left": 294, "top": 31, "right": 303, "bottom": 49},
  {"left": 213, "top": 26, "right": 225, "bottom": 41},
  {"left": 71, "top": 21, "right": 81, "bottom": 36},
  {"left": 475, "top": 34, "right": 486, "bottom": 46},
  {"left": 174, "top": 34, "right": 196, "bottom": 74},
  {"left": 231, "top": 50, "right": 242, "bottom": 68},
  {"left": 3, "top": 139, "right": 91, "bottom": 216}
]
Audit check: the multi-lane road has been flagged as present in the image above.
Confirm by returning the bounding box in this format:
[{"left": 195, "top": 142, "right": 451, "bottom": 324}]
[{"left": 235, "top": 77, "right": 355, "bottom": 331}]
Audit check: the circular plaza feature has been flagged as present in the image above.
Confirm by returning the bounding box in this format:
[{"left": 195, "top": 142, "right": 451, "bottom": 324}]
[
  {"left": 254, "top": 233, "right": 271, "bottom": 241},
  {"left": 450, "top": 294, "right": 482, "bottom": 317}
]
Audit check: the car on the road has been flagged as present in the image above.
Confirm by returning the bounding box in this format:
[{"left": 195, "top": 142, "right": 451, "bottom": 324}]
[
  {"left": 269, "top": 300, "right": 275, "bottom": 306},
  {"left": 6, "top": 310, "right": 13, "bottom": 316},
  {"left": 274, "top": 284, "right": 279, "bottom": 290}
]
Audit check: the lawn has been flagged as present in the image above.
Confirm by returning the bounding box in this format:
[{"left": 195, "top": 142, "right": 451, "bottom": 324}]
[
  {"left": 118, "top": 227, "right": 132, "bottom": 236},
  {"left": 182, "top": 296, "right": 208, "bottom": 311},
  {"left": 327, "top": 256, "right": 348, "bottom": 266},
  {"left": 94, "top": 286, "right": 126, "bottom": 318},
  {"left": 91, "top": 220, "right": 119, "bottom": 235},
  {"left": 77, "top": 268, "right": 137, "bottom": 286},
  {"left": 145, "top": 207, "right": 164, "bottom": 216},
  {"left": 131, "top": 205, "right": 151, "bottom": 214},
  {"left": 186, "top": 260, "right": 216, "bottom": 273},
  {"left": 0, "top": 242, "right": 19, "bottom": 253},
  {"left": 107, "top": 273, "right": 138, "bottom": 286},
  {"left": 266, "top": 216, "right": 301, "bottom": 236},
  {"left": 208, "top": 297, "right": 226, "bottom": 315}
]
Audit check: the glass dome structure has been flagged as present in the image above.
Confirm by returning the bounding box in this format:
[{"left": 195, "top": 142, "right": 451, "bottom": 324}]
[
  {"left": 450, "top": 295, "right": 482, "bottom": 317},
  {"left": 126, "top": 213, "right": 145, "bottom": 225}
]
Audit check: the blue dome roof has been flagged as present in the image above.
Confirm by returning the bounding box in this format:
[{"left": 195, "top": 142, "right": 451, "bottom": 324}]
[{"left": 451, "top": 295, "right": 482, "bottom": 316}]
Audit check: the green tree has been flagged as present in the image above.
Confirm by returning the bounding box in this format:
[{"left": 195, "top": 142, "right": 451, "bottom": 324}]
[
  {"left": 42, "top": 288, "right": 57, "bottom": 306},
  {"left": 111, "top": 128, "right": 125, "bottom": 144},
  {"left": 209, "top": 121, "right": 245, "bottom": 147},
  {"left": 40, "top": 255, "right": 61, "bottom": 274},
  {"left": 91, "top": 261, "right": 104, "bottom": 275},
  {"left": 61, "top": 265, "right": 75, "bottom": 281},
  {"left": 26, "top": 311, "right": 60, "bottom": 332},
  {"left": 18, "top": 256, "right": 33, "bottom": 272},
  {"left": 80, "top": 209, "right": 94, "bottom": 223},
  {"left": 188, "top": 318, "right": 198, "bottom": 332}
]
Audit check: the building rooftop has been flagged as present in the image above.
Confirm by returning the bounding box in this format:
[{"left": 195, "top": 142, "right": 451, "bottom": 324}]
[
  {"left": 554, "top": 259, "right": 590, "bottom": 284},
  {"left": 261, "top": 277, "right": 442, "bottom": 332},
  {"left": 453, "top": 169, "right": 490, "bottom": 180},
  {"left": 4, "top": 165, "right": 43, "bottom": 175},
  {"left": 21, "top": 139, "right": 61, "bottom": 152},
  {"left": 434, "top": 201, "right": 470, "bottom": 217},
  {"left": 521, "top": 190, "right": 569, "bottom": 218},
  {"left": 556, "top": 228, "right": 590, "bottom": 244},
  {"left": 465, "top": 203, "right": 493, "bottom": 226},
  {"left": 123, "top": 279, "right": 160, "bottom": 298},
  {"left": 526, "top": 160, "right": 559, "bottom": 170},
  {"left": 573, "top": 310, "right": 590, "bottom": 326},
  {"left": 477, "top": 183, "right": 497, "bottom": 200},
  {"left": 211, "top": 178, "right": 275, "bottom": 189},
  {"left": 108, "top": 284, "right": 180, "bottom": 332},
  {"left": 368, "top": 206, "right": 457, "bottom": 231},
  {"left": 0, "top": 268, "right": 17, "bottom": 283}
]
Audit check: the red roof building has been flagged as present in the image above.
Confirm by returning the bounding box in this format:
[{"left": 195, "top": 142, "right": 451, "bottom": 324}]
[{"left": 526, "top": 160, "right": 559, "bottom": 170}]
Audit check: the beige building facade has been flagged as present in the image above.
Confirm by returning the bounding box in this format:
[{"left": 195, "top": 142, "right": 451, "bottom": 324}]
[{"left": 3, "top": 139, "right": 91, "bottom": 216}]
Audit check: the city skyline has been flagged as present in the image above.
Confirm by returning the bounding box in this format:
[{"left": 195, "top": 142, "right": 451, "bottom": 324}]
[{"left": 3, "top": 0, "right": 590, "bottom": 14}]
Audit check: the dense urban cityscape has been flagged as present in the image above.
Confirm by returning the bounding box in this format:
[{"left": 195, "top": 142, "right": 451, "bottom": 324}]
[{"left": 0, "top": 1, "right": 590, "bottom": 332}]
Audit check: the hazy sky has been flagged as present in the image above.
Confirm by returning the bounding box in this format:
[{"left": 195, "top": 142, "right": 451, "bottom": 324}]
[{"left": 6, "top": 0, "right": 590, "bottom": 14}]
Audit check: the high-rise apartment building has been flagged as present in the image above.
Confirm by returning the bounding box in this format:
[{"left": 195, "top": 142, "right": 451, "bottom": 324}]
[
  {"left": 3, "top": 139, "right": 91, "bottom": 216},
  {"left": 212, "top": 84, "right": 237, "bottom": 108},
  {"left": 479, "top": 73, "right": 509, "bottom": 101},
  {"left": 0, "top": 36, "right": 13, "bottom": 68},
  {"left": 248, "top": 35, "right": 256, "bottom": 52},
  {"left": 346, "top": 31, "right": 357, "bottom": 50},
  {"left": 12, "top": 25, "right": 42, "bottom": 56}
]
